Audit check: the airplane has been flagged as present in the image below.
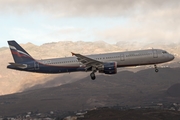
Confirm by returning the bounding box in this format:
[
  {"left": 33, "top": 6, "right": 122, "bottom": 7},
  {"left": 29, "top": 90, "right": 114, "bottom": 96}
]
[{"left": 7, "top": 40, "right": 174, "bottom": 80}]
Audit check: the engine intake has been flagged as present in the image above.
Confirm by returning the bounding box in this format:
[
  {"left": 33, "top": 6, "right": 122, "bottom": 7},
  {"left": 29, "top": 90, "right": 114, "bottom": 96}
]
[{"left": 98, "top": 61, "right": 117, "bottom": 74}]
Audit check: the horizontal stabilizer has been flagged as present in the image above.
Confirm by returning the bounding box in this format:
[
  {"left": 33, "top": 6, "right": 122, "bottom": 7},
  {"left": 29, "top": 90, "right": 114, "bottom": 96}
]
[{"left": 9, "top": 62, "right": 27, "bottom": 69}]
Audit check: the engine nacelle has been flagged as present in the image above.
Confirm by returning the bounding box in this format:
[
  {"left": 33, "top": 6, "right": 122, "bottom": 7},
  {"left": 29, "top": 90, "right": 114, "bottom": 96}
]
[{"left": 98, "top": 61, "right": 117, "bottom": 74}]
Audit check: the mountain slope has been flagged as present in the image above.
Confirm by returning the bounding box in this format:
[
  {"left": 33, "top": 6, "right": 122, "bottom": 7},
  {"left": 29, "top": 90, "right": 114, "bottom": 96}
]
[{"left": 0, "top": 68, "right": 179, "bottom": 116}]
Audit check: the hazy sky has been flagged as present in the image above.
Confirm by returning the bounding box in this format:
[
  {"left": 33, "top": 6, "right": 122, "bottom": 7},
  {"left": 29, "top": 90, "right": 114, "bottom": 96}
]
[{"left": 0, "top": 0, "right": 180, "bottom": 47}]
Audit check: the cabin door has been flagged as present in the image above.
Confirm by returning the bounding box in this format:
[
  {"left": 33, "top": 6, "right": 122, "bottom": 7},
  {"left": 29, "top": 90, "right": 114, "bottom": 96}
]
[
  {"left": 34, "top": 61, "right": 39, "bottom": 70},
  {"left": 120, "top": 54, "right": 125, "bottom": 61},
  {"left": 153, "top": 50, "right": 158, "bottom": 58}
]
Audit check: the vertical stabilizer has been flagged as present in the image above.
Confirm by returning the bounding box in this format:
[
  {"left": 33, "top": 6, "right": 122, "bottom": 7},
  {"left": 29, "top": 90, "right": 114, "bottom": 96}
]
[{"left": 8, "top": 40, "right": 34, "bottom": 63}]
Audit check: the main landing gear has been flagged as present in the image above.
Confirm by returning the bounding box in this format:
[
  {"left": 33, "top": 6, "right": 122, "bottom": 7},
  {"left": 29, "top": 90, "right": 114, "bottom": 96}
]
[
  {"left": 154, "top": 65, "right": 159, "bottom": 73},
  {"left": 90, "top": 72, "right": 96, "bottom": 80},
  {"left": 90, "top": 67, "right": 97, "bottom": 80}
]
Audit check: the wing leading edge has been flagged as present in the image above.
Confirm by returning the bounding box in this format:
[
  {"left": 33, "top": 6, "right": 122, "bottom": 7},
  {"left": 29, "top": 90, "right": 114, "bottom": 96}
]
[{"left": 71, "top": 52, "right": 103, "bottom": 71}]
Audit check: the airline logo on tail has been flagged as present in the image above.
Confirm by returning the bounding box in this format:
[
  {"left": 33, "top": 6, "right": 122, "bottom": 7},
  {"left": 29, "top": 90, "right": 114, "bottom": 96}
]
[{"left": 9, "top": 45, "right": 31, "bottom": 58}]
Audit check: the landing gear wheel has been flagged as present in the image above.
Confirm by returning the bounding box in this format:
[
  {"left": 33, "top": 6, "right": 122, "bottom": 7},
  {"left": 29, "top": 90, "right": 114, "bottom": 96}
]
[
  {"left": 154, "top": 65, "right": 159, "bottom": 73},
  {"left": 90, "top": 72, "right": 96, "bottom": 80}
]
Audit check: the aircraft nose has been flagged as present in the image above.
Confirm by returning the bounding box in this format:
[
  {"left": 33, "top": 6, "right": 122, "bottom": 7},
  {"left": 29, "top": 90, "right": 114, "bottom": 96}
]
[{"left": 169, "top": 54, "right": 175, "bottom": 60}]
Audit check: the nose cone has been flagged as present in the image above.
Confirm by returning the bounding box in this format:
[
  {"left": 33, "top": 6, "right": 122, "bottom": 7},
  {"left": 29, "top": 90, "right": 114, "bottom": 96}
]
[{"left": 169, "top": 54, "right": 175, "bottom": 61}]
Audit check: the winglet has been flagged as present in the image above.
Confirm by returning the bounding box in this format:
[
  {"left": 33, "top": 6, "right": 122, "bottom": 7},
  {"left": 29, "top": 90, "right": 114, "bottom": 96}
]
[{"left": 71, "top": 52, "right": 75, "bottom": 56}]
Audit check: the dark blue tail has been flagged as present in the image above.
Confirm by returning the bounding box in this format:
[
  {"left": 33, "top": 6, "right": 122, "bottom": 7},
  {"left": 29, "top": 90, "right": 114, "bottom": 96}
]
[{"left": 8, "top": 40, "right": 34, "bottom": 63}]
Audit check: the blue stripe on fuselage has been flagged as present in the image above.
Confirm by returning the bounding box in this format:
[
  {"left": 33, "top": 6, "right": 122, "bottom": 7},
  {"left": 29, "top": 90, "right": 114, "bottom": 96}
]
[{"left": 19, "top": 62, "right": 86, "bottom": 73}]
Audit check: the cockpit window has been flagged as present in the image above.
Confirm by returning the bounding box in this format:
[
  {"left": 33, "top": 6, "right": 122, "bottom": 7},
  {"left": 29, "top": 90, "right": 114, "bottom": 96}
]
[{"left": 162, "top": 51, "right": 167, "bottom": 54}]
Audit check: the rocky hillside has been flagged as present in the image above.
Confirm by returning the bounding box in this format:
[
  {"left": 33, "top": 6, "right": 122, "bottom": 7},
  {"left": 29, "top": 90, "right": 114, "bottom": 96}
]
[
  {"left": 167, "top": 83, "right": 180, "bottom": 97},
  {"left": 0, "top": 68, "right": 180, "bottom": 116},
  {"left": 0, "top": 41, "right": 179, "bottom": 95}
]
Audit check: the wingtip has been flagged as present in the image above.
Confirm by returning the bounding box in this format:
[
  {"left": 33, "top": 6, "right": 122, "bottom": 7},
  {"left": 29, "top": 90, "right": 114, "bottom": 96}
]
[{"left": 71, "top": 52, "right": 75, "bottom": 56}]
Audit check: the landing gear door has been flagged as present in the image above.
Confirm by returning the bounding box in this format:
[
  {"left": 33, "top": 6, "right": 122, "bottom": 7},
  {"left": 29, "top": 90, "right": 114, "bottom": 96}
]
[
  {"left": 34, "top": 61, "right": 39, "bottom": 70},
  {"left": 153, "top": 50, "right": 158, "bottom": 58}
]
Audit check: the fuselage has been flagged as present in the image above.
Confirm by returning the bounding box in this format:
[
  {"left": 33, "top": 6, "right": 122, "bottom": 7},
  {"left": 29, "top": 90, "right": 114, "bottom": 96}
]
[{"left": 8, "top": 49, "right": 174, "bottom": 73}]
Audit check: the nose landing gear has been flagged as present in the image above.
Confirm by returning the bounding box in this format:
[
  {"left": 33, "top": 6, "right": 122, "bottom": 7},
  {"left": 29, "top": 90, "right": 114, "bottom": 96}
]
[{"left": 154, "top": 65, "right": 159, "bottom": 72}]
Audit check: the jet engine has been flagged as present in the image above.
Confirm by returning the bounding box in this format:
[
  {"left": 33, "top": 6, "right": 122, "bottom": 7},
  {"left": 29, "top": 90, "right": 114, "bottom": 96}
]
[{"left": 98, "top": 61, "right": 117, "bottom": 74}]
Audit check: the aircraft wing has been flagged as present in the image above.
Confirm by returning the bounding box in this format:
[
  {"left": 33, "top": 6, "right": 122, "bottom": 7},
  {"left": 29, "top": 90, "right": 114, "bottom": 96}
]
[{"left": 71, "top": 52, "right": 103, "bottom": 70}]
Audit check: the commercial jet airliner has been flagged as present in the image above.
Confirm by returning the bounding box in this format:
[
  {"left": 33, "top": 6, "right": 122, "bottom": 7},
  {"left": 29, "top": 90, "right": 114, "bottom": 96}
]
[{"left": 7, "top": 40, "right": 174, "bottom": 80}]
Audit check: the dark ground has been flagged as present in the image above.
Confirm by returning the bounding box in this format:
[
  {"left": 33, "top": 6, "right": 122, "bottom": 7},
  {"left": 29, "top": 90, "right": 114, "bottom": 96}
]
[
  {"left": 0, "top": 68, "right": 180, "bottom": 116},
  {"left": 79, "top": 108, "right": 180, "bottom": 120}
]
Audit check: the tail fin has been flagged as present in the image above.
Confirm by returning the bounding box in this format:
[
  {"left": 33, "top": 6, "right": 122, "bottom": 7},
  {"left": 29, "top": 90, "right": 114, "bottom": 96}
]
[{"left": 8, "top": 40, "right": 34, "bottom": 63}]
